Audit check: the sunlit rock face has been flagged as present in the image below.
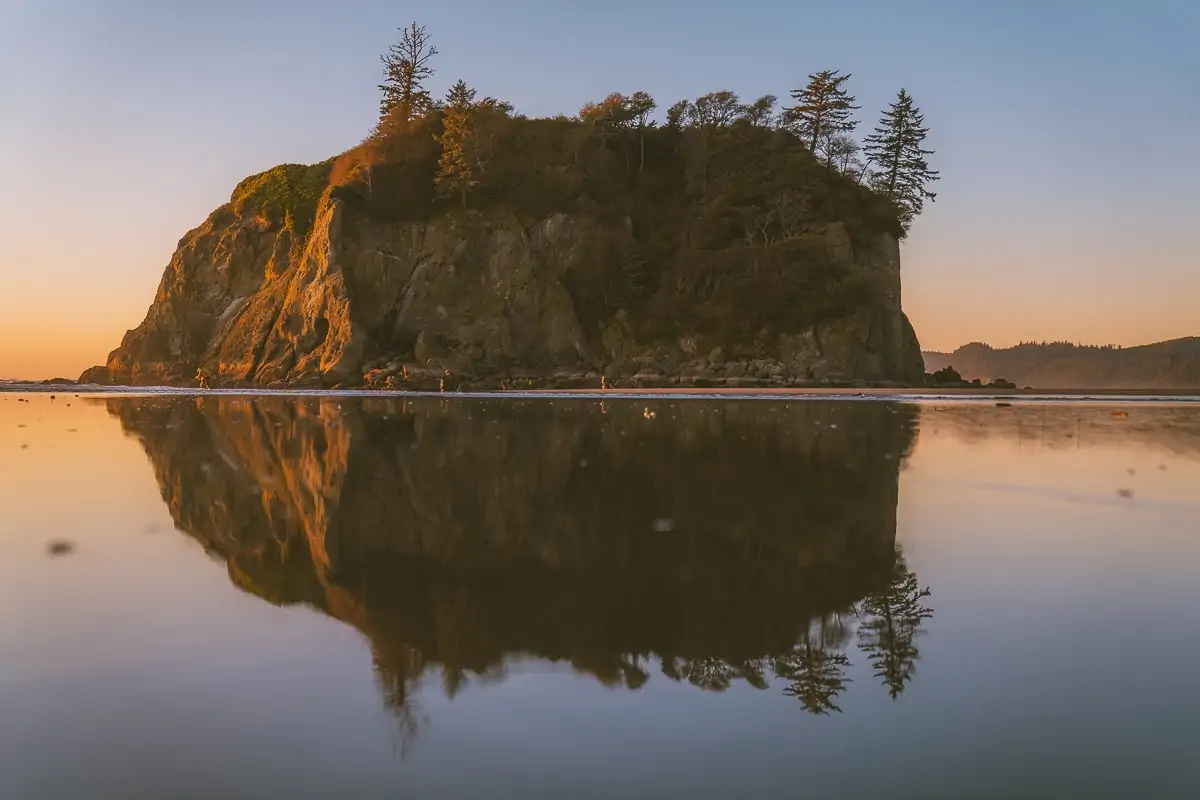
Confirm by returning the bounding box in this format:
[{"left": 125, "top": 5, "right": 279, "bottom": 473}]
[
  {"left": 81, "top": 157, "right": 925, "bottom": 389},
  {"left": 109, "top": 396, "right": 930, "bottom": 718}
]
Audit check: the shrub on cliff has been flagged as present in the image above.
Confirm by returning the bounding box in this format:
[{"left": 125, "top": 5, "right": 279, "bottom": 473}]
[{"left": 231, "top": 161, "right": 333, "bottom": 235}]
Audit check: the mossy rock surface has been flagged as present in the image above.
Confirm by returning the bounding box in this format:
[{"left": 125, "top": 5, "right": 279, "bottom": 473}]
[{"left": 231, "top": 161, "right": 333, "bottom": 234}]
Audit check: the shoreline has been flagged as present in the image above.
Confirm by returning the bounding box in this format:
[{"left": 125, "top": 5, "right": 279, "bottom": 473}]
[{"left": 2, "top": 383, "right": 1199, "bottom": 403}]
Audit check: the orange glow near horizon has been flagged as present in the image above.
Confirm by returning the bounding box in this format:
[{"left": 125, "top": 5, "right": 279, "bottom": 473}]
[{"left": 3, "top": 258, "right": 1200, "bottom": 381}]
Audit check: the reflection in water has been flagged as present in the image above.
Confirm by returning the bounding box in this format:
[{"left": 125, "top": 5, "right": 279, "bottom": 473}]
[
  {"left": 859, "top": 560, "right": 934, "bottom": 699},
  {"left": 921, "top": 403, "right": 1200, "bottom": 457},
  {"left": 108, "top": 396, "right": 931, "bottom": 751}
]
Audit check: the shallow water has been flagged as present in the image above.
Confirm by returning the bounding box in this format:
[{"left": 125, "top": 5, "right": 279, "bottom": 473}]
[{"left": 3, "top": 393, "right": 1199, "bottom": 799}]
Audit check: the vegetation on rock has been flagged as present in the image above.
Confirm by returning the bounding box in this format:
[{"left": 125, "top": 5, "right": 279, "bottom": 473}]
[
  {"left": 230, "top": 161, "right": 333, "bottom": 236},
  {"left": 320, "top": 23, "right": 940, "bottom": 351}
]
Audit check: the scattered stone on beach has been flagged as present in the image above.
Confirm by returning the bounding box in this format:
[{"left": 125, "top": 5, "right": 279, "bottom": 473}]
[{"left": 47, "top": 539, "right": 76, "bottom": 557}]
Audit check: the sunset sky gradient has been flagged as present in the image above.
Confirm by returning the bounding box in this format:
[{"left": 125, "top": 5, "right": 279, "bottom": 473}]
[{"left": 1, "top": 0, "right": 1196, "bottom": 379}]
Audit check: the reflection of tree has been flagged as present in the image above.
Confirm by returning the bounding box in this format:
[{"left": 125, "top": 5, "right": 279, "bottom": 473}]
[
  {"left": 856, "top": 555, "right": 933, "bottom": 700},
  {"left": 373, "top": 651, "right": 429, "bottom": 759},
  {"left": 774, "top": 614, "right": 855, "bottom": 715},
  {"left": 677, "top": 657, "right": 738, "bottom": 692},
  {"left": 775, "top": 643, "right": 852, "bottom": 715}
]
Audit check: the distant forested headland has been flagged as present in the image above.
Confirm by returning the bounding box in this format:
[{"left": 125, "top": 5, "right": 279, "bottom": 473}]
[{"left": 923, "top": 339, "right": 1200, "bottom": 390}]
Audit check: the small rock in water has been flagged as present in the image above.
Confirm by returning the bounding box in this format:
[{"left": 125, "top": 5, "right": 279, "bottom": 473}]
[
  {"left": 996, "top": 402, "right": 1013, "bottom": 408},
  {"left": 1127, "top": 468, "right": 1136, "bottom": 475},
  {"left": 47, "top": 539, "right": 75, "bottom": 557},
  {"left": 653, "top": 518, "right": 675, "bottom": 533},
  {"left": 1117, "top": 489, "right": 1134, "bottom": 499},
  {"left": 1158, "top": 464, "right": 1168, "bottom": 471}
]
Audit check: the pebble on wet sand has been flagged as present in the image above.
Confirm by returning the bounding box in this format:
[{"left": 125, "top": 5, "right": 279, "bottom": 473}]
[{"left": 47, "top": 539, "right": 76, "bottom": 557}]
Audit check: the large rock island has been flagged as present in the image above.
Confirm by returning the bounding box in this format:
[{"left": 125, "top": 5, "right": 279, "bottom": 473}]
[{"left": 81, "top": 112, "right": 925, "bottom": 389}]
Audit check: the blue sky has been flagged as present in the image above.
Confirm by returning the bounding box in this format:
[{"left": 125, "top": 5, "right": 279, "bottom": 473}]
[{"left": 1, "top": 0, "right": 1197, "bottom": 377}]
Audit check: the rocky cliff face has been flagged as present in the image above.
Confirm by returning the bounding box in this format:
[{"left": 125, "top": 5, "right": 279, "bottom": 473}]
[{"left": 81, "top": 177, "right": 924, "bottom": 389}]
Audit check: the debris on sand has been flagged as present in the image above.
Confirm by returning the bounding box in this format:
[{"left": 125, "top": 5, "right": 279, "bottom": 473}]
[{"left": 47, "top": 539, "right": 76, "bottom": 557}]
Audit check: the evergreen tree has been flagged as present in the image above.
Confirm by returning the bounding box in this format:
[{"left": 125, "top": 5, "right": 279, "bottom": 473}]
[
  {"left": 437, "top": 102, "right": 475, "bottom": 207},
  {"left": 436, "top": 80, "right": 483, "bottom": 208},
  {"left": 379, "top": 22, "right": 438, "bottom": 120},
  {"left": 443, "top": 79, "right": 477, "bottom": 109},
  {"left": 863, "top": 89, "right": 940, "bottom": 232},
  {"left": 436, "top": 81, "right": 511, "bottom": 207},
  {"left": 782, "top": 69, "right": 860, "bottom": 152}
]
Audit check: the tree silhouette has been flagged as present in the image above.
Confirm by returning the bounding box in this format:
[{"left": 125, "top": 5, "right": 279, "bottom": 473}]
[
  {"left": 379, "top": 22, "right": 438, "bottom": 120},
  {"left": 739, "top": 94, "right": 778, "bottom": 128},
  {"left": 436, "top": 80, "right": 511, "bottom": 207},
  {"left": 863, "top": 88, "right": 939, "bottom": 232},
  {"left": 856, "top": 553, "right": 933, "bottom": 699},
  {"left": 782, "top": 69, "right": 860, "bottom": 152}
]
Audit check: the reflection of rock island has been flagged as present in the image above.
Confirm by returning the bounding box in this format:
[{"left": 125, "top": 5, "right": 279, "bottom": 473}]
[{"left": 110, "top": 397, "right": 931, "bottom": 731}]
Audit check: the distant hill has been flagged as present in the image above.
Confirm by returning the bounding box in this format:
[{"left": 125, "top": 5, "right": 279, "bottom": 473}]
[{"left": 923, "top": 338, "right": 1200, "bottom": 389}]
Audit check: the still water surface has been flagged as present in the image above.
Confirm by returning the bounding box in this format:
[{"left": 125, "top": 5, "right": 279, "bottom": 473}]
[{"left": 2, "top": 393, "right": 1199, "bottom": 799}]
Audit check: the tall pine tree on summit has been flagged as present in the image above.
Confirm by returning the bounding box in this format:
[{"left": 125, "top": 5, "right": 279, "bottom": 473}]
[
  {"left": 863, "top": 89, "right": 940, "bottom": 233},
  {"left": 783, "top": 70, "right": 860, "bottom": 155},
  {"left": 379, "top": 22, "right": 438, "bottom": 120}
]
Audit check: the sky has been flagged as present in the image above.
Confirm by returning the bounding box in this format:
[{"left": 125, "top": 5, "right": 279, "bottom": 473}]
[{"left": 0, "top": 0, "right": 1197, "bottom": 379}]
